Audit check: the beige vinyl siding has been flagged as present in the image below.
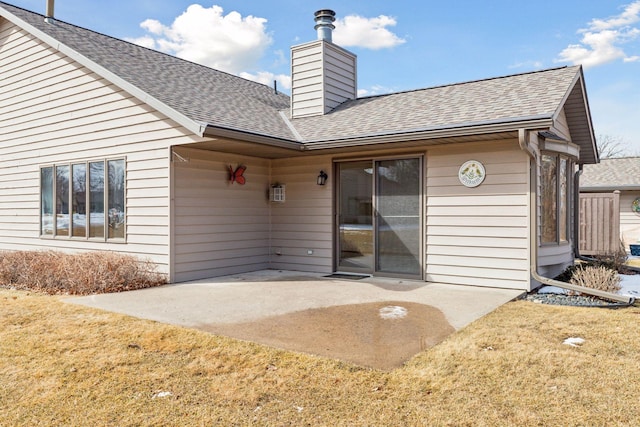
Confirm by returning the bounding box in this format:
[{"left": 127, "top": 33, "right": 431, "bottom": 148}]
[
  {"left": 0, "top": 20, "right": 205, "bottom": 274},
  {"left": 322, "top": 43, "right": 356, "bottom": 111},
  {"left": 551, "top": 108, "right": 571, "bottom": 141},
  {"left": 291, "top": 42, "right": 324, "bottom": 117},
  {"left": 426, "top": 141, "right": 531, "bottom": 290},
  {"left": 171, "top": 147, "right": 271, "bottom": 282},
  {"left": 269, "top": 155, "right": 333, "bottom": 273},
  {"left": 620, "top": 191, "right": 640, "bottom": 247},
  {"left": 290, "top": 40, "right": 356, "bottom": 118}
]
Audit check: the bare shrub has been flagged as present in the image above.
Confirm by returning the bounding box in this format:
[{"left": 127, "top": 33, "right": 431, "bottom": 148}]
[
  {"left": 570, "top": 265, "right": 621, "bottom": 293},
  {"left": 0, "top": 250, "right": 166, "bottom": 295},
  {"left": 590, "top": 241, "right": 629, "bottom": 273}
]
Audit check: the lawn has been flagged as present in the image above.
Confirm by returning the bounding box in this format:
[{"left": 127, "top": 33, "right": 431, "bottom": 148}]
[{"left": 2, "top": 288, "right": 640, "bottom": 426}]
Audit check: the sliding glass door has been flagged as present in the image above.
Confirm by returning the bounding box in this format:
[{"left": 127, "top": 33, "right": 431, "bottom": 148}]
[
  {"left": 337, "top": 157, "right": 422, "bottom": 278},
  {"left": 337, "top": 161, "right": 374, "bottom": 271}
]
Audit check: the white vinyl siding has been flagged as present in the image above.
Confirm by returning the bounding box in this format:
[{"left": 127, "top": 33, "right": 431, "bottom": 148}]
[
  {"left": 269, "top": 156, "right": 333, "bottom": 272},
  {"left": 0, "top": 20, "right": 204, "bottom": 275},
  {"left": 171, "top": 147, "right": 271, "bottom": 282},
  {"left": 425, "top": 141, "right": 531, "bottom": 290}
]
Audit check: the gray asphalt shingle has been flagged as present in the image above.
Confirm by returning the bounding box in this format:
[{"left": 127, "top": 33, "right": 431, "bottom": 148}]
[
  {"left": 291, "top": 66, "right": 580, "bottom": 142},
  {"left": 2, "top": 2, "right": 585, "bottom": 146},
  {"left": 580, "top": 157, "right": 640, "bottom": 189}
]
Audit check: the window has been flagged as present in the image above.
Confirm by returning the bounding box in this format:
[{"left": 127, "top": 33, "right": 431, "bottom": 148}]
[
  {"left": 541, "top": 153, "right": 570, "bottom": 244},
  {"left": 40, "top": 159, "right": 125, "bottom": 241}
]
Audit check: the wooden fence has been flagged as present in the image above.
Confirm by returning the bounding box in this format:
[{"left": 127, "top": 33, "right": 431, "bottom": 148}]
[{"left": 579, "top": 191, "right": 620, "bottom": 255}]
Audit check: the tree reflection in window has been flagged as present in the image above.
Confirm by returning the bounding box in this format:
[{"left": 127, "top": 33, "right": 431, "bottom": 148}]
[
  {"left": 89, "top": 161, "right": 105, "bottom": 238},
  {"left": 108, "top": 159, "right": 125, "bottom": 239},
  {"left": 40, "top": 159, "right": 125, "bottom": 241},
  {"left": 541, "top": 153, "right": 570, "bottom": 244}
]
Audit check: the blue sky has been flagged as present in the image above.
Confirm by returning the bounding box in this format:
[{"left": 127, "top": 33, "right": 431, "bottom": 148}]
[{"left": 7, "top": 0, "right": 640, "bottom": 154}]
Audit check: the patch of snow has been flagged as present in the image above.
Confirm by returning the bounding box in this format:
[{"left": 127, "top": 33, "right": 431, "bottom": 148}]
[
  {"left": 619, "top": 274, "right": 640, "bottom": 297},
  {"left": 538, "top": 285, "right": 569, "bottom": 295},
  {"left": 379, "top": 305, "right": 408, "bottom": 319},
  {"left": 537, "top": 272, "right": 640, "bottom": 299},
  {"left": 563, "top": 337, "right": 585, "bottom": 347},
  {"left": 152, "top": 391, "right": 172, "bottom": 399}
]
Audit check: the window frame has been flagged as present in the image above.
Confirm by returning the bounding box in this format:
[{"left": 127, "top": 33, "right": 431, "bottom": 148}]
[
  {"left": 40, "top": 158, "right": 126, "bottom": 242},
  {"left": 540, "top": 152, "right": 571, "bottom": 245}
]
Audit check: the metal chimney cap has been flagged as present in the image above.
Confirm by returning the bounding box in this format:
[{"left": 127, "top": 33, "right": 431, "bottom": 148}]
[
  {"left": 314, "top": 9, "right": 336, "bottom": 42},
  {"left": 314, "top": 9, "right": 336, "bottom": 20}
]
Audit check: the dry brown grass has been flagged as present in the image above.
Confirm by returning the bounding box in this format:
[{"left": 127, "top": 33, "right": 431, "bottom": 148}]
[
  {"left": 0, "top": 250, "right": 166, "bottom": 295},
  {"left": 2, "top": 289, "right": 640, "bottom": 426}
]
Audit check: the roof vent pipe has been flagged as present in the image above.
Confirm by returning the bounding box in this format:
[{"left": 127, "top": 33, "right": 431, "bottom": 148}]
[
  {"left": 314, "top": 9, "right": 336, "bottom": 42},
  {"left": 44, "top": 0, "right": 54, "bottom": 23}
]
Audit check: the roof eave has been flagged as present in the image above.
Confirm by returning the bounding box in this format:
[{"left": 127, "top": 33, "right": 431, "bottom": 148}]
[
  {"left": 203, "top": 125, "right": 305, "bottom": 151},
  {"left": 0, "top": 5, "right": 207, "bottom": 137},
  {"left": 301, "top": 116, "right": 554, "bottom": 150},
  {"left": 551, "top": 66, "right": 599, "bottom": 165}
]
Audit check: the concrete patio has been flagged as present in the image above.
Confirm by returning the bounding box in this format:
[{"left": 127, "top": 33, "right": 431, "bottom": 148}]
[{"left": 66, "top": 270, "right": 524, "bottom": 369}]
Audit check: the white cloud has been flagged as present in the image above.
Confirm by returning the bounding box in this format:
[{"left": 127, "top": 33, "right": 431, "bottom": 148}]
[
  {"left": 589, "top": 1, "right": 640, "bottom": 30},
  {"left": 238, "top": 71, "right": 291, "bottom": 91},
  {"left": 508, "top": 60, "right": 544, "bottom": 70},
  {"left": 357, "top": 85, "right": 396, "bottom": 97},
  {"left": 334, "top": 14, "right": 405, "bottom": 49},
  {"left": 556, "top": 1, "right": 640, "bottom": 68},
  {"left": 127, "top": 4, "right": 272, "bottom": 75}
]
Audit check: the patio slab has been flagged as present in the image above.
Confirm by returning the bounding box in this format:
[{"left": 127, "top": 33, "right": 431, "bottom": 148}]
[{"left": 66, "top": 270, "right": 524, "bottom": 369}]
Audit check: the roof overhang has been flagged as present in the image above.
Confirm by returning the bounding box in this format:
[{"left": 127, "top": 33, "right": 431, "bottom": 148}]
[
  {"left": 552, "top": 67, "right": 599, "bottom": 165},
  {"left": 301, "top": 116, "right": 554, "bottom": 150}
]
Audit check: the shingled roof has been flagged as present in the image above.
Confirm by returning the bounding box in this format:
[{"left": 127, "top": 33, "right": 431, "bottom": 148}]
[
  {"left": 580, "top": 157, "right": 640, "bottom": 190},
  {"left": 292, "top": 66, "right": 583, "bottom": 140},
  {"left": 0, "top": 2, "right": 598, "bottom": 162}
]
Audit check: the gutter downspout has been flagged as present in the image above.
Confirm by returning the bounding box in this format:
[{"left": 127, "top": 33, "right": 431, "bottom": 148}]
[
  {"left": 518, "top": 129, "right": 634, "bottom": 305},
  {"left": 573, "top": 164, "right": 583, "bottom": 258}
]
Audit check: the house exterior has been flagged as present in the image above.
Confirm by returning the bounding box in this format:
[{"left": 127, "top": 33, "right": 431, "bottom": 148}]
[
  {"left": 580, "top": 157, "right": 640, "bottom": 251},
  {"left": 0, "top": 3, "right": 599, "bottom": 290}
]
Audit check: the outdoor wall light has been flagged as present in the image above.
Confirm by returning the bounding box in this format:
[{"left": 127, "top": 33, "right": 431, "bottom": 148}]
[{"left": 317, "top": 170, "right": 328, "bottom": 186}]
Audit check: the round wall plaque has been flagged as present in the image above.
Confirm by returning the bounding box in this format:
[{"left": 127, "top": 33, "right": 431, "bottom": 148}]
[
  {"left": 458, "top": 160, "right": 486, "bottom": 188},
  {"left": 632, "top": 197, "right": 640, "bottom": 214}
]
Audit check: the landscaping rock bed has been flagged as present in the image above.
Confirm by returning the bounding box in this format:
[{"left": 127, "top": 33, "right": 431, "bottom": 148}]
[{"left": 524, "top": 292, "right": 620, "bottom": 307}]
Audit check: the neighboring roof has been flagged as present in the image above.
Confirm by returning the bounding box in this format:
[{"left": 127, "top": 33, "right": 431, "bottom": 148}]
[
  {"left": 0, "top": 2, "right": 598, "bottom": 162},
  {"left": 580, "top": 157, "right": 640, "bottom": 191}
]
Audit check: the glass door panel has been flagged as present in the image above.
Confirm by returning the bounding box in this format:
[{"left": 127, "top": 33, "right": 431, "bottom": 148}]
[
  {"left": 375, "top": 159, "right": 421, "bottom": 276},
  {"left": 337, "top": 161, "right": 373, "bottom": 272}
]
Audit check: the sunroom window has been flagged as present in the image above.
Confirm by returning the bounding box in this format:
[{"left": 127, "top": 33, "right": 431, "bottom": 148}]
[
  {"left": 541, "top": 153, "right": 570, "bottom": 244},
  {"left": 40, "top": 159, "right": 125, "bottom": 241}
]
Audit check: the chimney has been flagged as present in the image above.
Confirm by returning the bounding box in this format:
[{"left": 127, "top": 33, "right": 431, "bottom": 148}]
[
  {"left": 314, "top": 9, "right": 335, "bottom": 42},
  {"left": 44, "top": 0, "right": 54, "bottom": 23},
  {"left": 290, "top": 10, "right": 357, "bottom": 118}
]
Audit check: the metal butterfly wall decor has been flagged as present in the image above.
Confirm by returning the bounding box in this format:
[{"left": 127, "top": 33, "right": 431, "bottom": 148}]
[{"left": 228, "top": 164, "right": 247, "bottom": 185}]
